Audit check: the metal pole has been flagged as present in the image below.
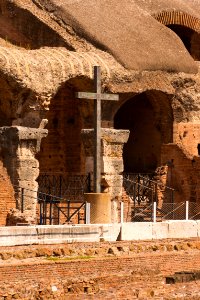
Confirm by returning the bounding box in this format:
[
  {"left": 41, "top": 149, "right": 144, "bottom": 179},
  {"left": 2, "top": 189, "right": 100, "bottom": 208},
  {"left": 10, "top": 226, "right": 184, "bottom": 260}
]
[
  {"left": 186, "top": 201, "right": 189, "bottom": 221},
  {"left": 50, "top": 197, "right": 53, "bottom": 225},
  {"left": 94, "top": 66, "right": 101, "bottom": 193},
  {"left": 21, "top": 188, "right": 24, "bottom": 213},
  {"left": 67, "top": 200, "right": 70, "bottom": 222},
  {"left": 39, "top": 198, "right": 42, "bottom": 225},
  {"left": 85, "top": 202, "right": 91, "bottom": 224},
  {"left": 120, "top": 201, "right": 124, "bottom": 224},
  {"left": 57, "top": 205, "right": 60, "bottom": 225},
  {"left": 44, "top": 195, "right": 47, "bottom": 225},
  {"left": 59, "top": 175, "right": 62, "bottom": 198},
  {"left": 153, "top": 201, "right": 157, "bottom": 223}
]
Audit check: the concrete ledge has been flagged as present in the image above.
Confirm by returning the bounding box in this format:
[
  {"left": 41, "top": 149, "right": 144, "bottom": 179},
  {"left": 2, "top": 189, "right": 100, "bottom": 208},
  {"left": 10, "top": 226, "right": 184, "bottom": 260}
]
[
  {"left": 152, "top": 222, "right": 169, "bottom": 239},
  {"left": 121, "top": 221, "right": 199, "bottom": 241},
  {"left": 0, "top": 221, "right": 199, "bottom": 246},
  {"left": 167, "top": 220, "right": 198, "bottom": 239},
  {"left": 102, "top": 224, "right": 121, "bottom": 241},
  {"left": 195, "top": 221, "right": 200, "bottom": 238},
  {"left": 121, "top": 222, "right": 153, "bottom": 240},
  {"left": 0, "top": 224, "right": 121, "bottom": 246}
]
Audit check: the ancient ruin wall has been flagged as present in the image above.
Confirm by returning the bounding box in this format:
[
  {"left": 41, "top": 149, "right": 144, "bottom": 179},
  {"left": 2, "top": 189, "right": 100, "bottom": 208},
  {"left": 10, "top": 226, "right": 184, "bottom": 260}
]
[
  {"left": 37, "top": 85, "right": 84, "bottom": 175},
  {"left": 0, "top": 161, "right": 15, "bottom": 225},
  {"left": 1, "top": 240, "right": 200, "bottom": 298}
]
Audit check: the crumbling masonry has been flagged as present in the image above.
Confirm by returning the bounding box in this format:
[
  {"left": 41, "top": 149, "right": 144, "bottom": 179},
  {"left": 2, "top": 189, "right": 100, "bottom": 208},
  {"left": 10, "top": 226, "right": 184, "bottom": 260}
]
[{"left": 0, "top": 0, "right": 200, "bottom": 224}]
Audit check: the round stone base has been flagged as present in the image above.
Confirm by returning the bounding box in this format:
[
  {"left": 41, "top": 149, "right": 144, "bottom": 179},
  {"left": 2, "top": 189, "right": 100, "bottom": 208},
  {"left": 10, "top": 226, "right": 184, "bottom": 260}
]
[{"left": 84, "top": 193, "right": 111, "bottom": 224}]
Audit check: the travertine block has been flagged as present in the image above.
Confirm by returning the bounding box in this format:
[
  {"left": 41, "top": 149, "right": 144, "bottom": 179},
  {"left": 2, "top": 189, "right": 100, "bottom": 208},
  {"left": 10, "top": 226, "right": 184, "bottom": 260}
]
[
  {"left": 0, "top": 126, "right": 47, "bottom": 222},
  {"left": 82, "top": 128, "right": 129, "bottom": 222}
]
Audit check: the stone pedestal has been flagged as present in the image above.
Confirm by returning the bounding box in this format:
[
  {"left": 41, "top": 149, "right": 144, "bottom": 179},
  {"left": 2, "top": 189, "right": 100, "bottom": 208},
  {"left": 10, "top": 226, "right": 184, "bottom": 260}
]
[
  {"left": 0, "top": 126, "right": 48, "bottom": 220},
  {"left": 81, "top": 128, "right": 129, "bottom": 222},
  {"left": 84, "top": 193, "right": 111, "bottom": 224}
]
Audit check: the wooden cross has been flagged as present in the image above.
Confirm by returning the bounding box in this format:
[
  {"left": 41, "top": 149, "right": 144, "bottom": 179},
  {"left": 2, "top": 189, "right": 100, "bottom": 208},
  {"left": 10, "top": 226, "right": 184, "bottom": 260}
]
[{"left": 77, "top": 66, "right": 119, "bottom": 193}]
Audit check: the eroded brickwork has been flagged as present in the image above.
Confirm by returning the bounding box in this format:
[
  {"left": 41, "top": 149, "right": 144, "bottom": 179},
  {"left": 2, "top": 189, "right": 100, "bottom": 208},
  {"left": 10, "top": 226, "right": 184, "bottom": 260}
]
[
  {"left": 1, "top": 240, "right": 200, "bottom": 299},
  {"left": 0, "top": 0, "right": 68, "bottom": 49},
  {"left": 173, "top": 123, "right": 200, "bottom": 157},
  {"left": 37, "top": 86, "right": 84, "bottom": 175},
  {"left": 161, "top": 144, "right": 200, "bottom": 204},
  {"left": 191, "top": 32, "right": 200, "bottom": 60},
  {"left": 0, "top": 161, "right": 15, "bottom": 226}
]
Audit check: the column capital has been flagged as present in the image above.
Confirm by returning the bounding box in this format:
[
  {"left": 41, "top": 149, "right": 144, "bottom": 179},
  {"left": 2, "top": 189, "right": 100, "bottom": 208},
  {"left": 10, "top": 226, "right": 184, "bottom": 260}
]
[
  {"left": 0, "top": 126, "right": 48, "bottom": 153},
  {"left": 82, "top": 128, "right": 129, "bottom": 143},
  {"left": 81, "top": 128, "right": 129, "bottom": 157}
]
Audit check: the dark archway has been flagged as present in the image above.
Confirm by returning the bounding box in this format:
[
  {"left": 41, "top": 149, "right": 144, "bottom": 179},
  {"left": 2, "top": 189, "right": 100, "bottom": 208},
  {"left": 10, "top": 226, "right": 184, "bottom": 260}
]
[
  {"left": 167, "top": 24, "right": 200, "bottom": 60},
  {"left": 37, "top": 84, "right": 83, "bottom": 175},
  {"left": 37, "top": 77, "right": 94, "bottom": 176},
  {"left": 114, "top": 91, "right": 173, "bottom": 173},
  {"left": 36, "top": 78, "right": 94, "bottom": 224},
  {"left": 153, "top": 11, "right": 200, "bottom": 61}
]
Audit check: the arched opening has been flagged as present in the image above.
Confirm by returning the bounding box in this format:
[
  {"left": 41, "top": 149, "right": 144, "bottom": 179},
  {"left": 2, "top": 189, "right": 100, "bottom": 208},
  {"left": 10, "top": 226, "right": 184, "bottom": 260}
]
[
  {"left": 167, "top": 24, "right": 200, "bottom": 60},
  {"left": 114, "top": 91, "right": 173, "bottom": 174},
  {"left": 37, "top": 82, "right": 85, "bottom": 175},
  {"left": 36, "top": 78, "right": 94, "bottom": 224},
  {"left": 0, "top": 77, "right": 19, "bottom": 225}
]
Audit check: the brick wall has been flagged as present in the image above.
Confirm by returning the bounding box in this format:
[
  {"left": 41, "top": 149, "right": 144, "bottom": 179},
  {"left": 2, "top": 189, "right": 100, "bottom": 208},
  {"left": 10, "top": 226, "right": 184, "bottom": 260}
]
[
  {"left": 0, "top": 160, "right": 16, "bottom": 226},
  {"left": 173, "top": 123, "right": 200, "bottom": 156},
  {"left": 37, "top": 85, "right": 85, "bottom": 175},
  {"left": 161, "top": 143, "right": 200, "bottom": 204},
  {"left": 191, "top": 32, "right": 200, "bottom": 60},
  {"left": 0, "top": 0, "right": 67, "bottom": 49},
  {"left": 0, "top": 251, "right": 198, "bottom": 281},
  {"left": 1, "top": 246, "right": 200, "bottom": 299}
]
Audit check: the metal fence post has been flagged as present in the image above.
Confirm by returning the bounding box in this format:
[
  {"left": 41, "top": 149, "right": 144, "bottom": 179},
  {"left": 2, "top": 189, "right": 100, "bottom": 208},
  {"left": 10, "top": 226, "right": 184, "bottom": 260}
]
[
  {"left": 153, "top": 201, "right": 157, "bottom": 223},
  {"left": 21, "top": 188, "right": 24, "bottom": 213},
  {"left": 186, "top": 201, "right": 189, "bottom": 221},
  {"left": 120, "top": 201, "right": 124, "bottom": 224},
  {"left": 85, "top": 202, "right": 91, "bottom": 224}
]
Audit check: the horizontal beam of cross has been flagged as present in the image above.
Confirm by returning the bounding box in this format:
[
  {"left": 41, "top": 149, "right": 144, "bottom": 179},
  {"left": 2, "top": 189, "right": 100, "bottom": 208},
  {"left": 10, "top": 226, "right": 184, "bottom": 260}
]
[{"left": 77, "top": 92, "right": 119, "bottom": 101}]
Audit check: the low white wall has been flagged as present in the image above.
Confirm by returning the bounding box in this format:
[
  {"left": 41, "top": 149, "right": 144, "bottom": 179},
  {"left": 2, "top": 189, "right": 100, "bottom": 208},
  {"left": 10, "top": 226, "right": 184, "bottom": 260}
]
[
  {"left": 121, "top": 221, "right": 200, "bottom": 241},
  {"left": 0, "top": 224, "right": 121, "bottom": 246},
  {"left": 0, "top": 221, "right": 199, "bottom": 246},
  {"left": 121, "top": 222, "right": 153, "bottom": 241}
]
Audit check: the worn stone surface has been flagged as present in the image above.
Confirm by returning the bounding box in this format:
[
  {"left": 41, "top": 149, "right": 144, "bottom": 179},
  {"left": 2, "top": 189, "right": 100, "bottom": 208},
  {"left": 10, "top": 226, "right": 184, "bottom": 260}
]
[
  {"left": 0, "top": 0, "right": 199, "bottom": 225},
  {"left": 6, "top": 208, "right": 36, "bottom": 226},
  {"left": 82, "top": 129, "right": 129, "bottom": 222},
  {"left": 0, "top": 239, "right": 200, "bottom": 298},
  {"left": 0, "top": 126, "right": 47, "bottom": 222}
]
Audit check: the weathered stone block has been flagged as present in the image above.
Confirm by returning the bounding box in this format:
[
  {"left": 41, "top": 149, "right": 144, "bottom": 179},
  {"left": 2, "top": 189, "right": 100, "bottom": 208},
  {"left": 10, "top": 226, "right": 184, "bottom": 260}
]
[
  {"left": 152, "top": 222, "right": 169, "bottom": 239},
  {"left": 167, "top": 220, "right": 198, "bottom": 239},
  {"left": 0, "top": 126, "right": 48, "bottom": 220},
  {"left": 102, "top": 157, "right": 124, "bottom": 174},
  {"left": 121, "top": 222, "right": 153, "bottom": 240}
]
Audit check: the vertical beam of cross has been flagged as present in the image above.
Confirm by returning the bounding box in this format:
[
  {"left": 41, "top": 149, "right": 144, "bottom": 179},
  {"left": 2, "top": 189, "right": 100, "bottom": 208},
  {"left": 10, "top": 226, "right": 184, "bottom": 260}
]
[
  {"left": 94, "top": 66, "right": 101, "bottom": 193},
  {"left": 77, "top": 66, "right": 119, "bottom": 193}
]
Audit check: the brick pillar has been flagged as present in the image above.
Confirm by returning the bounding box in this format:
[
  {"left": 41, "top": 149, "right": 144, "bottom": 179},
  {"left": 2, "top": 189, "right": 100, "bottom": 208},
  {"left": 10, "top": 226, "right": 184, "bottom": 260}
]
[
  {"left": 0, "top": 126, "right": 48, "bottom": 220},
  {"left": 81, "top": 128, "right": 129, "bottom": 222}
]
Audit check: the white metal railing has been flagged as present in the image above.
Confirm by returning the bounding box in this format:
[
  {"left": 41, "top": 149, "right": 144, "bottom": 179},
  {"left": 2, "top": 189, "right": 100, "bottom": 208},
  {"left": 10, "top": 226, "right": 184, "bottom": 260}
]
[{"left": 119, "top": 201, "right": 200, "bottom": 223}]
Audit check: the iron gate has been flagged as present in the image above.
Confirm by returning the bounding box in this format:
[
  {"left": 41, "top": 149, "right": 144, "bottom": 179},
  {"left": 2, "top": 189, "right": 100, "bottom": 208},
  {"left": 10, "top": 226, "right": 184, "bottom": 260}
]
[
  {"left": 123, "top": 173, "right": 175, "bottom": 221},
  {"left": 37, "top": 174, "right": 91, "bottom": 225}
]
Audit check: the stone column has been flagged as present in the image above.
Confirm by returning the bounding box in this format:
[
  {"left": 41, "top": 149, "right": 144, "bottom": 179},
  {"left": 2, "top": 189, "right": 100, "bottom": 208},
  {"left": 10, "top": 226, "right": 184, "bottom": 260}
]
[
  {"left": 81, "top": 128, "right": 129, "bottom": 222},
  {"left": 0, "top": 126, "right": 48, "bottom": 220}
]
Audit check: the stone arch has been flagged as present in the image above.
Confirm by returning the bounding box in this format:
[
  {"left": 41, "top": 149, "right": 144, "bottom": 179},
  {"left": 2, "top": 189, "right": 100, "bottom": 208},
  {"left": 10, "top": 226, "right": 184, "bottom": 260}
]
[
  {"left": 0, "top": 0, "right": 72, "bottom": 50},
  {"left": 114, "top": 90, "right": 173, "bottom": 173},
  {"left": 0, "top": 76, "right": 22, "bottom": 225},
  {"left": 153, "top": 11, "right": 200, "bottom": 60},
  {"left": 153, "top": 11, "right": 200, "bottom": 33},
  {"left": 36, "top": 76, "right": 94, "bottom": 176}
]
